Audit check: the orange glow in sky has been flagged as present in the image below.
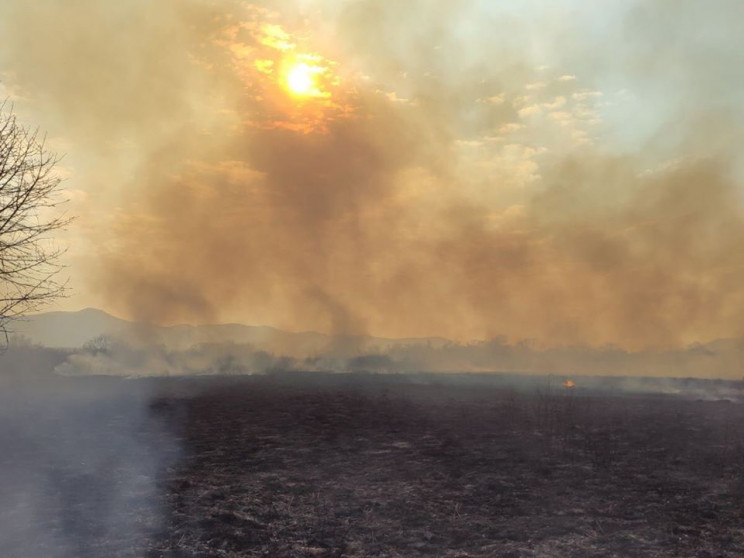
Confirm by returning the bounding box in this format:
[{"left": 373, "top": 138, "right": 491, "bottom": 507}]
[
  {"left": 284, "top": 60, "right": 326, "bottom": 98},
  {"left": 227, "top": 20, "right": 348, "bottom": 133}
]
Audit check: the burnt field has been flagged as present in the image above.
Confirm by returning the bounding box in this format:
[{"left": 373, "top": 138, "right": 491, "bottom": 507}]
[{"left": 3, "top": 373, "right": 744, "bottom": 557}]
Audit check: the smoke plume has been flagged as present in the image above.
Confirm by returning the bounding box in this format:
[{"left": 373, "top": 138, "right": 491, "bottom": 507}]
[{"left": 1, "top": 0, "right": 743, "bottom": 350}]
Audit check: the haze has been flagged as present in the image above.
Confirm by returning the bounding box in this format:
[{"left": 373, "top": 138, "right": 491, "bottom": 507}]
[{"left": 1, "top": 0, "right": 743, "bottom": 352}]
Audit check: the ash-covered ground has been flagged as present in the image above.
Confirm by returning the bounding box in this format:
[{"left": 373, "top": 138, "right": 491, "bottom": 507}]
[{"left": 2, "top": 372, "right": 744, "bottom": 557}]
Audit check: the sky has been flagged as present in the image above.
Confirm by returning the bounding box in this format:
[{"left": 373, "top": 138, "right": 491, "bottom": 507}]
[{"left": 1, "top": 0, "right": 744, "bottom": 351}]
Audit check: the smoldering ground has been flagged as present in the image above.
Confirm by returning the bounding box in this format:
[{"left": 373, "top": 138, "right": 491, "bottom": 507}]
[
  {"left": 1, "top": 1, "right": 744, "bottom": 351},
  {"left": 7, "top": 363, "right": 744, "bottom": 556},
  {"left": 4, "top": 332, "right": 744, "bottom": 558},
  {"left": 0, "top": 351, "right": 182, "bottom": 558}
]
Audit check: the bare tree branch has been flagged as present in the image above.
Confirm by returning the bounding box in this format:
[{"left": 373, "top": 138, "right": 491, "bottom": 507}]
[{"left": 0, "top": 102, "right": 71, "bottom": 344}]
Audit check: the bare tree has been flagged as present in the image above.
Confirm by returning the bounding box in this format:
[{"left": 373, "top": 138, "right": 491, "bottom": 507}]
[{"left": 0, "top": 102, "right": 69, "bottom": 343}]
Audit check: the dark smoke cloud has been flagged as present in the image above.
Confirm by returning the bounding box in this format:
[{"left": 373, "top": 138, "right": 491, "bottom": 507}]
[{"left": 1, "top": 0, "right": 744, "bottom": 350}]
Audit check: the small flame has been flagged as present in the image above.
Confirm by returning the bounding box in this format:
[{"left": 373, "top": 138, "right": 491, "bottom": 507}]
[{"left": 562, "top": 379, "right": 576, "bottom": 389}]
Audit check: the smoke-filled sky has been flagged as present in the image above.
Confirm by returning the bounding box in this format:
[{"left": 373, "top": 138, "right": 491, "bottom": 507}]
[{"left": 1, "top": 0, "right": 743, "bottom": 350}]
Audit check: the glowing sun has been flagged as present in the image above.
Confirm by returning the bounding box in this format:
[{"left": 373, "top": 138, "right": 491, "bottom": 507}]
[{"left": 286, "top": 63, "right": 318, "bottom": 96}]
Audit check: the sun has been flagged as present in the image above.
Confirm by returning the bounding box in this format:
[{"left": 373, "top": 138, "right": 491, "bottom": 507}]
[{"left": 286, "top": 62, "right": 318, "bottom": 97}]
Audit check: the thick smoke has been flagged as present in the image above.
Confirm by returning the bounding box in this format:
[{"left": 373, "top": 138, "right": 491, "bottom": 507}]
[{"left": 1, "top": 0, "right": 743, "bottom": 350}]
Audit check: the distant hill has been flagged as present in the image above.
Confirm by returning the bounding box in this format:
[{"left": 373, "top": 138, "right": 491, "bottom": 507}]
[
  {"left": 10, "top": 308, "right": 450, "bottom": 355},
  {"left": 8, "top": 309, "right": 744, "bottom": 379},
  {"left": 10, "top": 308, "right": 129, "bottom": 349}
]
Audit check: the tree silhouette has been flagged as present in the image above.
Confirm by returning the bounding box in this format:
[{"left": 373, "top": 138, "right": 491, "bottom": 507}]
[{"left": 0, "top": 102, "right": 69, "bottom": 343}]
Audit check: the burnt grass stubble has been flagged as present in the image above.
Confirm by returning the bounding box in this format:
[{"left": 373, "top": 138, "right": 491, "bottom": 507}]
[{"left": 4, "top": 374, "right": 744, "bottom": 557}]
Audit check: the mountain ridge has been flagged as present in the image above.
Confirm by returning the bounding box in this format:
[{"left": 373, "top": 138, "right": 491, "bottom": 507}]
[{"left": 10, "top": 308, "right": 451, "bottom": 355}]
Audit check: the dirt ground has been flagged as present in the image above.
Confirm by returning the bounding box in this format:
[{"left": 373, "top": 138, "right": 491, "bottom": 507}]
[{"left": 3, "top": 373, "right": 744, "bottom": 557}]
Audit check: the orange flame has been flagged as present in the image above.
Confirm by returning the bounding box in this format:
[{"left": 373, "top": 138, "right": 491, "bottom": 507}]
[{"left": 562, "top": 379, "right": 576, "bottom": 389}]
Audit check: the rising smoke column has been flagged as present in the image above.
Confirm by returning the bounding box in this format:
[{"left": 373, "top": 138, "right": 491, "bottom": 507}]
[{"left": 1, "top": 0, "right": 743, "bottom": 350}]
